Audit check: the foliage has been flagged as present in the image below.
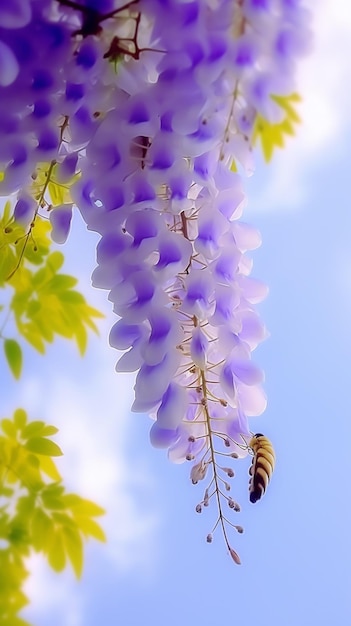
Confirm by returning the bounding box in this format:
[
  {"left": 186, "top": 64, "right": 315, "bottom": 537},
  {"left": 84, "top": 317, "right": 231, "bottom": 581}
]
[
  {"left": 252, "top": 93, "right": 302, "bottom": 162},
  {"left": 0, "top": 162, "right": 107, "bottom": 622},
  {"left": 0, "top": 408, "right": 106, "bottom": 624},
  {"left": 0, "top": 192, "right": 104, "bottom": 375}
]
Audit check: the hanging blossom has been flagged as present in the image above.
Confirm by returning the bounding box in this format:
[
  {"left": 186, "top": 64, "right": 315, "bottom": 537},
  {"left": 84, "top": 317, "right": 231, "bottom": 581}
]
[{"left": 0, "top": 0, "right": 311, "bottom": 562}]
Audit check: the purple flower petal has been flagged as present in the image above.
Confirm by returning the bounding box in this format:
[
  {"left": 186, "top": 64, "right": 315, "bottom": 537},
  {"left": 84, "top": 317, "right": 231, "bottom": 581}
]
[
  {"left": 0, "top": 40, "right": 19, "bottom": 86},
  {"left": 156, "top": 382, "right": 188, "bottom": 429},
  {"left": 150, "top": 423, "right": 179, "bottom": 449},
  {"left": 49, "top": 204, "right": 73, "bottom": 244},
  {"left": 190, "top": 327, "right": 209, "bottom": 369},
  {"left": 13, "top": 193, "right": 36, "bottom": 228}
]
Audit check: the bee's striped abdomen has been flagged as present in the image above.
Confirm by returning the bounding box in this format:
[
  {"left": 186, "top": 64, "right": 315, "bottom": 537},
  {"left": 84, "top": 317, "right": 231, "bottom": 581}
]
[{"left": 248, "top": 433, "right": 275, "bottom": 503}]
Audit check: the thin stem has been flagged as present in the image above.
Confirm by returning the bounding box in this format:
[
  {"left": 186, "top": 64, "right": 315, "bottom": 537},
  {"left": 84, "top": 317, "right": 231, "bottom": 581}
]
[
  {"left": 200, "top": 369, "right": 233, "bottom": 553},
  {"left": 6, "top": 118, "right": 69, "bottom": 280},
  {"left": 219, "top": 81, "right": 239, "bottom": 161}
]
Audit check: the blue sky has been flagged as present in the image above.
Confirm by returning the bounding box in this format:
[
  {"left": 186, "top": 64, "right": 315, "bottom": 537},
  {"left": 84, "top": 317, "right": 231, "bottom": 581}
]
[{"left": 2, "top": 2, "right": 351, "bottom": 625}]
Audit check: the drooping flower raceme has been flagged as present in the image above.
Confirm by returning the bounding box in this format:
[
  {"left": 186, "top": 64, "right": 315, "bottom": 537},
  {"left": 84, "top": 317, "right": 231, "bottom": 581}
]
[{"left": 0, "top": 0, "right": 310, "bottom": 561}]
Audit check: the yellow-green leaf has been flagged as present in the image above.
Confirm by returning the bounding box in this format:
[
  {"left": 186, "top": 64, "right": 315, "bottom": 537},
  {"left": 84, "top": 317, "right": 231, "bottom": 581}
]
[
  {"left": 4, "top": 618, "right": 32, "bottom": 626},
  {"left": 59, "top": 291, "right": 86, "bottom": 305},
  {"left": 48, "top": 181, "right": 65, "bottom": 206},
  {"left": 38, "top": 455, "right": 62, "bottom": 481},
  {"left": 21, "top": 421, "right": 46, "bottom": 439},
  {"left": 51, "top": 511, "right": 75, "bottom": 527},
  {"left": 31, "top": 508, "right": 53, "bottom": 551},
  {"left": 1, "top": 418, "right": 17, "bottom": 439},
  {"left": 16, "top": 494, "right": 36, "bottom": 518},
  {"left": 40, "top": 425, "right": 59, "bottom": 436},
  {"left": 47, "top": 532, "right": 66, "bottom": 572},
  {"left": 27, "top": 454, "right": 40, "bottom": 469},
  {"left": 13, "top": 409, "right": 27, "bottom": 430},
  {"left": 76, "top": 517, "right": 106, "bottom": 542},
  {"left": 1, "top": 199, "right": 11, "bottom": 222},
  {"left": 24, "top": 437, "right": 63, "bottom": 457},
  {"left": 64, "top": 496, "right": 105, "bottom": 517},
  {"left": 75, "top": 324, "right": 87, "bottom": 355},
  {"left": 46, "top": 251, "right": 64, "bottom": 272},
  {"left": 4, "top": 339, "right": 22, "bottom": 379},
  {"left": 44, "top": 274, "right": 78, "bottom": 292},
  {"left": 62, "top": 525, "right": 84, "bottom": 578},
  {"left": 252, "top": 93, "right": 301, "bottom": 162},
  {"left": 20, "top": 326, "right": 46, "bottom": 354},
  {"left": 41, "top": 486, "right": 65, "bottom": 510}
]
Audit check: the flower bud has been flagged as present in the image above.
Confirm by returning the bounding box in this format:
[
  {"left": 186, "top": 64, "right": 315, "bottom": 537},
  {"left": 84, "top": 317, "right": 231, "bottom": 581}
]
[
  {"left": 229, "top": 548, "right": 241, "bottom": 565},
  {"left": 190, "top": 461, "right": 207, "bottom": 485},
  {"left": 223, "top": 467, "right": 235, "bottom": 478}
]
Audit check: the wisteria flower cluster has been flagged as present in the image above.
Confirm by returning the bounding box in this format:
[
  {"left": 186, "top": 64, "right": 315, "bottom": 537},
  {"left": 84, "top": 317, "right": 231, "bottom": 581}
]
[{"left": 0, "top": 0, "right": 310, "bottom": 562}]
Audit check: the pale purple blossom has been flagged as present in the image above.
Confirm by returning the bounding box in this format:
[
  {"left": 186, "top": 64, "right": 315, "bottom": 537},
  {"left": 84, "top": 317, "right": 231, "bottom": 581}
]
[
  {"left": 0, "top": 0, "right": 311, "bottom": 557},
  {"left": 49, "top": 204, "right": 73, "bottom": 244}
]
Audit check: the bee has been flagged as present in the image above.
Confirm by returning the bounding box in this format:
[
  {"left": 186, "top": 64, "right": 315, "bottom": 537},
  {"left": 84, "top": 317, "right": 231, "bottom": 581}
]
[{"left": 248, "top": 433, "right": 275, "bottom": 503}]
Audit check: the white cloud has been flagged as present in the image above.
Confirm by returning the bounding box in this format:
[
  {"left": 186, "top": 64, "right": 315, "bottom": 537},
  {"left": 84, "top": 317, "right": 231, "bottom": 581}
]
[
  {"left": 248, "top": 0, "right": 351, "bottom": 212},
  {"left": 23, "top": 557, "right": 84, "bottom": 626},
  {"left": 299, "top": 0, "right": 351, "bottom": 149}
]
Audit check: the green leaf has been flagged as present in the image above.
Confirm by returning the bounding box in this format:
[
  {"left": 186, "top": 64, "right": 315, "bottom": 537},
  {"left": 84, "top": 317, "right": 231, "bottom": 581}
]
[
  {"left": 47, "top": 251, "right": 65, "bottom": 272},
  {"left": 62, "top": 525, "right": 84, "bottom": 578},
  {"left": 76, "top": 517, "right": 106, "bottom": 542},
  {"left": 63, "top": 495, "right": 105, "bottom": 517},
  {"left": 31, "top": 508, "right": 52, "bottom": 551},
  {"left": 45, "top": 274, "right": 78, "bottom": 292},
  {"left": 42, "top": 483, "right": 64, "bottom": 497},
  {"left": 16, "top": 494, "right": 36, "bottom": 518},
  {"left": 31, "top": 266, "right": 48, "bottom": 289},
  {"left": 13, "top": 409, "right": 27, "bottom": 430},
  {"left": 3, "top": 618, "right": 32, "bottom": 626},
  {"left": 21, "top": 420, "right": 58, "bottom": 440},
  {"left": 42, "top": 497, "right": 65, "bottom": 511},
  {"left": 47, "top": 532, "right": 66, "bottom": 572},
  {"left": 27, "top": 454, "right": 40, "bottom": 469},
  {"left": 40, "top": 425, "right": 59, "bottom": 436},
  {"left": 59, "top": 290, "right": 86, "bottom": 305},
  {"left": 21, "top": 421, "right": 46, "bottom": 439},
  {"left": 7, "top": 521, "right": 29, "bottom": 550},
  {"left": 41, "top": 484, "right": 65, "bottom": 510},
  {"left": 252, "top": 93, "right": 301, "bottom": 162},
  {"left": 1, "top": 418, "right": 17, "bottom": 439},
  {"left": 1, "top": 199, "right": 11, "bottom": 222},
  {"left": 75, "top": 324, "right": 87, "bottom": 355},
  {"left": 48, "top": 180, "right": 65, "bottom": 206},
  {"left": 51, "top": 511, "right": 76, "bottom": 527},
  {"left": 24, "top": 437, "right": 63, "bottom": 457},
  {"left": 38, "top": 455, "right": 62, "bottom": 481},
  {"left": 3, "top": 339, "right": 22, "bottom": 379},
  {"left": 18, "top": 324, "right": 46, "bottom": 354}
]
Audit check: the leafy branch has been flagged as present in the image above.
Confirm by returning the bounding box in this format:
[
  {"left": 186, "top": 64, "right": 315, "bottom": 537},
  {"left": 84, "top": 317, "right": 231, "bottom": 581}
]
[
  {"left": 0, "top": 408, "right": 106, "bottom": 625},
  {"left": 1, "top": 201, "right": 103, "bottom": 376}
]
